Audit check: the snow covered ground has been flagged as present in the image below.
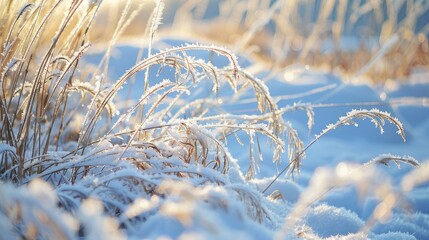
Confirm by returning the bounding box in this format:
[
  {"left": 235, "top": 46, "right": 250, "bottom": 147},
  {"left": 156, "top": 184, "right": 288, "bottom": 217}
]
[{"left": 80, "top": 42, "right": 429, "bottom": 239}]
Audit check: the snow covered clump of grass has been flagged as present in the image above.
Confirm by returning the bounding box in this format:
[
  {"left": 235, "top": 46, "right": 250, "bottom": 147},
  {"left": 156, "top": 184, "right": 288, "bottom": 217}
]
[{"left": 0, "top": 0, "right": 428, "bottom": 239}]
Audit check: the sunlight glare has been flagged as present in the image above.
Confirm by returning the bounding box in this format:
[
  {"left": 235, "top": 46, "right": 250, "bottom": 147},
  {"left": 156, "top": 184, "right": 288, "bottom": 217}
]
[{"left": 335, "top": 162, "right": 349, "bottom": 178}]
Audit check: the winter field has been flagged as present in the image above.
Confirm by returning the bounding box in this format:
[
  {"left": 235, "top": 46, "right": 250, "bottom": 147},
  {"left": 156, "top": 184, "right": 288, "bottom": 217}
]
[{"left": 1, "top": 0, "right": 429, "bottom": 239}]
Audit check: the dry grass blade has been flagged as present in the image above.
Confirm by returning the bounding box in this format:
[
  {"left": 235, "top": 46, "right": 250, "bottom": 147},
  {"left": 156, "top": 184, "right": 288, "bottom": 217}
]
[
  {"left": 230, "top": 184, "right": 274, "bottom": 224},
  {"left": 364, "top": 154, "right": 420, "bottom": 168},
  {"left": 267, "top": 189, "right": 285, "bottom": 202},
  {"left": 263, "top": 108, "right": 406, "bottom": 193},
  {"left": 316, "top": 108, "right": 406, "bottom": 142}
]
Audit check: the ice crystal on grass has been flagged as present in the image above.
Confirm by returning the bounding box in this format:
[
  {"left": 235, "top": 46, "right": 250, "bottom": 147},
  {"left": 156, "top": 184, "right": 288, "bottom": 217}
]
[
  {"left": 316, "top": 109, "right": 405, "bottom": 142},
  {"left": 364, "top": 154, "right": 420, "bottom": 168}
]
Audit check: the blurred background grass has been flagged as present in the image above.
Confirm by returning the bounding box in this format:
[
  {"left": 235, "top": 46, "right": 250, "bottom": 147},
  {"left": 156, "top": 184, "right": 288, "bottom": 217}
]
[{"left": 88, "top": 0, "right": 429, "bottom": 86}]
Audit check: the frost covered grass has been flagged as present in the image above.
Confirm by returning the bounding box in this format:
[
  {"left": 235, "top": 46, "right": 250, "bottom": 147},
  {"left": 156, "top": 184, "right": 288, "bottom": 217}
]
[{"left": 0, "top": 0, "right": 428, "bottom": 239}]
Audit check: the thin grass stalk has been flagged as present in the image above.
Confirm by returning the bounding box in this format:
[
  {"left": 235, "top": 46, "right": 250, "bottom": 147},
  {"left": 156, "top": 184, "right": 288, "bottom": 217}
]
[
  {"left": 263, "top": 108, "right": 406, "bottom": 193},
  {"left": 16, "top": 0, "right": 69, "bottom": 170}
]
